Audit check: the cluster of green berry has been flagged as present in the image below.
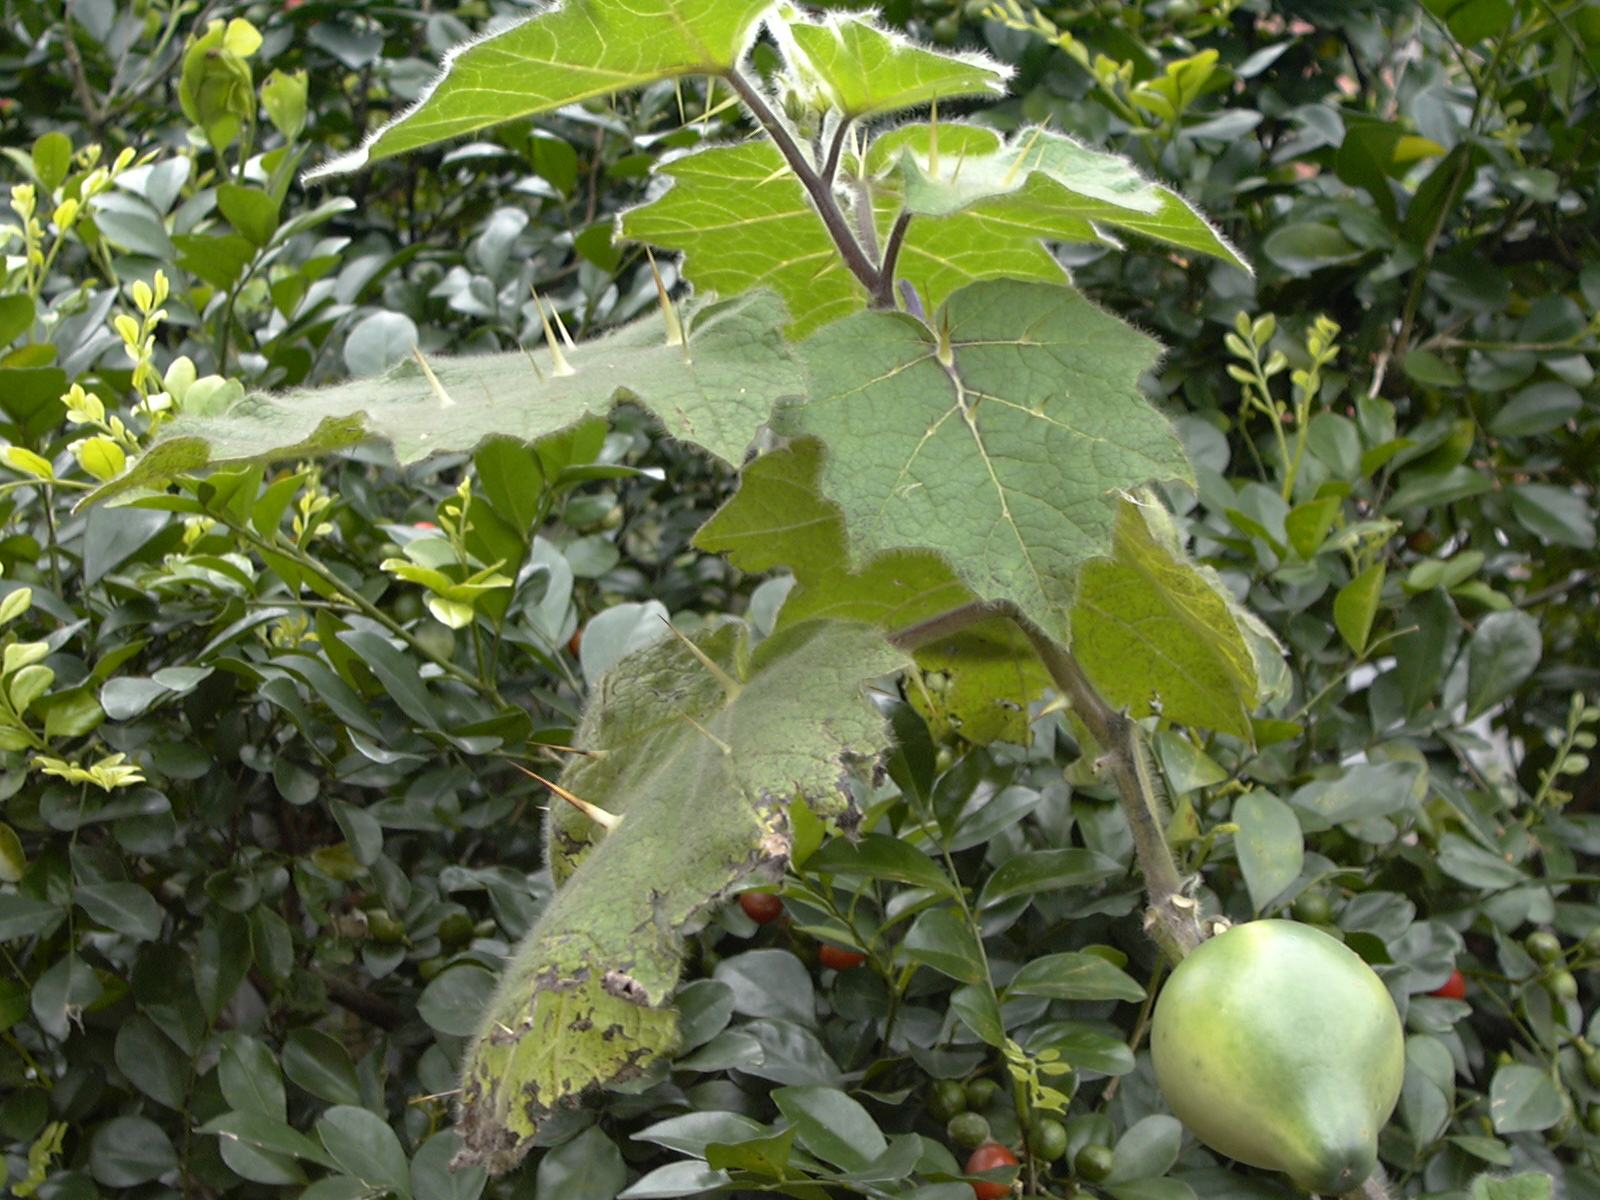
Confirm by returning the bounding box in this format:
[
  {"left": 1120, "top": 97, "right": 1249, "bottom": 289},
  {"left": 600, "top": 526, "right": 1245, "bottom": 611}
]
[{"left": 929, "top": 1076, "right": 1111, "bottom": 1195}]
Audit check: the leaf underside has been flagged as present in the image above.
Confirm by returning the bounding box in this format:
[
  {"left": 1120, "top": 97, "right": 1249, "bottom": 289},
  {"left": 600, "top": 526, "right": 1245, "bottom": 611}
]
[
  {"left": 457, "top": 619, "right": 904, "bottom": 1173},
  {"left": 86, "top": 291, "right": 801, "bottom": 506},
  {"left": 1072, "top": 500, "right": 1260, "bottom": 738},
  {"left": 309, "top": 0, "right": 771, "bottom": 177}
]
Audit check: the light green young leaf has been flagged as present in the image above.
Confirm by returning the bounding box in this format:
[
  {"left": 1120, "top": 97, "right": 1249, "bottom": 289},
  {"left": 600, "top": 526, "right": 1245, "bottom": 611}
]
[
  {"left": 309, "top": 0, "right": 771, "bottom": 178},
  {"left": 458, "top": 619, "right": 905, "bottom": 1174},
  {"left": 878, "top": 122, "right": 1248, "bottom": 272},
  {"left": 82, "top": 292, "right": 801, "bottom": 507},
  {"left": 777, "top": 280, "right": 1191, "bottom": 639},
  {"left": 1334, "top": 561, "right": 1385, "bottom": 655},
  {"left": 772, "top": 7, "right": 1010, "bottom": 118},
  {"left": 1071, "top": 501, "right": 1260, "bottom": 737},
  {"left": 621, "top": 142, "right": 866, "bottom": 338}
]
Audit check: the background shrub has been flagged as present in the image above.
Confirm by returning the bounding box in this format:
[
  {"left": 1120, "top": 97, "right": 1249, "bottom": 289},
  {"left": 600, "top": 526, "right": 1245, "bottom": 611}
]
[{"left": 0, "top": 1, "right": 1596, "bottom": 1198}]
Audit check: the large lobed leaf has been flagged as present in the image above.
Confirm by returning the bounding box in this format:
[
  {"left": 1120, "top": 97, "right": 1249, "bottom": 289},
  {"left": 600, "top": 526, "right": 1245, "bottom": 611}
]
[
  {"left": 307, "top": 1, "right": 1012, "bottom": 180},
  {"left": 696, "top": 441, "right": 1269, "bottom": 742},
  {"left": 85, "top": 292, "right": 801, "bottom": 506},
  {"left": 694, "top": 439, "right": 1048, "bottom": 744},
  {"left": 776, "top": 279, "right": 1193, "bottom": 639},
  {"left": 457, "top": 619, "right": 905, "bottom": 1173},
  {"left": 307, "top": 0, "right": 771, "bottom": 178}
]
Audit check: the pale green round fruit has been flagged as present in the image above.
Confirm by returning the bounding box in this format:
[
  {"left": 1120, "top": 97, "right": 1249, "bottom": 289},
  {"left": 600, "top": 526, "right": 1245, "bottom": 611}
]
[{"left": 1150, "top": 920, "right": 1404, "bottom": 1195}]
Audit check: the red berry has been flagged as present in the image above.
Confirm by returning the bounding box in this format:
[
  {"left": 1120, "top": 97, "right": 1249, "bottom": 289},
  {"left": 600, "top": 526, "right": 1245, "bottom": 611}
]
[
  {"left": 567, "top": 626, "right": 583, "bottom": 657},
  {"left": 1430, "top": 968, "right": 1467, "bottom": 1000},
  {"left": 818, "top": 944, "right": 866, "bottom": 971},
  {"left": 964, "top": 1143, "right": 1019, "bottom": 1200},
  {"left": 738, "top": 892, "right": 783, "bottom": 925},
  {"left": 413, "top": 520, "right": 437, "bottom": 529}
]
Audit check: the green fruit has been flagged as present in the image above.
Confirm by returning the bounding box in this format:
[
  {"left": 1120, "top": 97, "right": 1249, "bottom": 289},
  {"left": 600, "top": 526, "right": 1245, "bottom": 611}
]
[
  {"left": 1525, "top": 930, "right": 1562, "bottom": 963},
  {"left": 1547, "top": 970, "right": 1578, "bottom": 1002},
  {"left": 1027, "top": 1118, "right": 1068, "bottom": 1162},
  {"left": 1074, "top": 1144, "right": 1114, "bottom": 1181},
  {"left": 1587, "top": 1105, "right": 1600, "bottom": 1136},
  {"left": 930, "top": 1080, "right": 968, "bottom": 1121},
  {"left": 1587, "top": 1054, "right": 1600, "bottom": 1088},
  {"left": 1292, "top": 890, "right": 1332, "bottom": 925},
  {"left": 948, "top": 1112, "right": 992, "bottom": 1150},
  {"left": 438, "top": 912, "right": 475, "bottom": 950},
  {"left": 413, "top": 619, "right": 455, "bottom": 662},
  {"left": 366, "top": 911, "right": 405, "bottom": 944},
  {"left": 1150, "top": 920, "right": 1404, "bottom": 1195},
  {"left": 965, "top": 1078, "right": 1000, "bottom": 1110}
]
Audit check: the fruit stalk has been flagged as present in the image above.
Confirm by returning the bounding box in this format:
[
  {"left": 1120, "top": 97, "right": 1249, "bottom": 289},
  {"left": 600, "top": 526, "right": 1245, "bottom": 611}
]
[
  {"left": 890, "top": 600, "right": 1202, "bottom": 960},
  {"left": 1345, "top": 1167, "right": 1393, "bottom": 1200}
]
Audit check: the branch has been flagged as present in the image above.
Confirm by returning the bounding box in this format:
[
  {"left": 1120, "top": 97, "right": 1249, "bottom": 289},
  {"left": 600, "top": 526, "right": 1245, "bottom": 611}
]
[
  {"left": 875, "top": 212, "right": 913, "bottom": 309},
  {"left": 723, "top": 69, "right": 882, "bottom": 297},
  {"left": 891, "top": 600, "right": 1202, "bottom": 961},
  {"left": 821, "top": 116, "right": 853, "bottom": 189}
]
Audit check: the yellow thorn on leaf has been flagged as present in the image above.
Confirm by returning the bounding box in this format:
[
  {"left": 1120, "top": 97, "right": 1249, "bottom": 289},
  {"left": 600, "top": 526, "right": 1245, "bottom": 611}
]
[
  {"left": 530, "top": 287, "right": 575, "bottom": 377},
  {"left": 513, "top": 763, "right": 620, "bottom": 830},
  {"left": 410, "top": 346, "right": 454, "bottom": 408},
  {"left": 658, "top": 616, "right": 741, "bottom": 700},
  {"left": 645, "top": 247, "right": 685, "bottom": 350},
  {"left": 678, "top": 711, "right": 733, "bottom": 757}
]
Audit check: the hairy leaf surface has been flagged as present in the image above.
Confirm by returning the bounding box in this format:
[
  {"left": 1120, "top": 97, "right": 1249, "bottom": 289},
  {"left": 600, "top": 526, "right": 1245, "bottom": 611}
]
[
  {"left": 694, "top": 440, "right": 1047, "bottom": 742},
  {"left": 458, "top": 619, "right": 904, "bottom": 1173},
  {"left": 87, "top": 292, "right": 800, "bottom": 505},
  {"left": 875, "top": 123, "right": 1248, "bottom": 271},
  {"left": 777, "top": 280, "right": 1192, "bottom": 637},
  {"left": 309, "top": 0, "right": 770, "bottom": 177},
  {"left": 773, "top": 8, "right": 1010, "bottom": 117}
]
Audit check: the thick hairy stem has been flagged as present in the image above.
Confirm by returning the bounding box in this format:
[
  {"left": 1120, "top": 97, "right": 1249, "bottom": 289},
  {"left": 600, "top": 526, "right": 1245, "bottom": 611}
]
[
  {"left": 722, "top": 69, "right": 882, "bottom": 297},
  {"left": 889, "top": 601, "right": 1202, "bottom": 960}
]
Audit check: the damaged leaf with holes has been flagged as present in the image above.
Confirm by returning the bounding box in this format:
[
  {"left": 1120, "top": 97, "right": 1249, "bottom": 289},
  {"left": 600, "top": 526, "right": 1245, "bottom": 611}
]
[{"left": 456, "top": 618, "right": 905, "bottom": 1173}]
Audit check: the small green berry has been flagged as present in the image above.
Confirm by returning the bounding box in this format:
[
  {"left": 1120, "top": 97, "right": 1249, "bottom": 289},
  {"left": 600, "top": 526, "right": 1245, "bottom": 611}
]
[
  {"left": 948, "top": 1112, "right": 992, "bottom": 1150},
  {"left": 1027, "top": 1118, "right": 1068, "bottom": 1162},
  {"left": 1547, "top": 970, "right": 1578, "bottom": 1002},
  {"left": 1292, "top": 891, "right": 1332, "bottom": 925},
  {"left": 929, "top": 1080, "right": 968, "bottom": 1121},
  {"left": 1074, "top": 1144, "right": 1114, "bottom": 1181},
  {"left": 965, "top": 1078, "right": 1000, "bottom": 1110},
  {"left": 1525, "top": 930, "right": 1562, "bottom": 963}
]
